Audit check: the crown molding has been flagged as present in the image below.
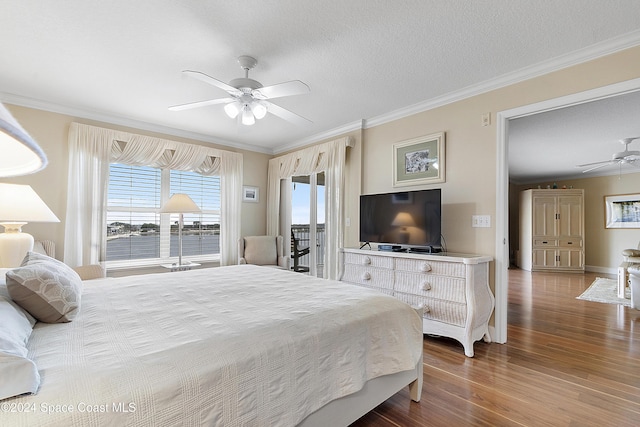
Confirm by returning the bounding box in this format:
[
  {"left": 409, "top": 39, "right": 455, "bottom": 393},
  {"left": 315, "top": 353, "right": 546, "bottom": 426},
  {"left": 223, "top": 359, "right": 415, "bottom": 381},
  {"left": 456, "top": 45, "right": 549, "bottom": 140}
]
[
  {"left": 273, "top": 119, "right": 364, "bottom": 154},
  {"left": 364, "top": 30, "right": 640, "bottom": 129},
  {"left": 3, "top": 30, "right": 640, "bottom": 155},
  {"left": 0, "top": 92, "right": 273, "bottom": 154}
]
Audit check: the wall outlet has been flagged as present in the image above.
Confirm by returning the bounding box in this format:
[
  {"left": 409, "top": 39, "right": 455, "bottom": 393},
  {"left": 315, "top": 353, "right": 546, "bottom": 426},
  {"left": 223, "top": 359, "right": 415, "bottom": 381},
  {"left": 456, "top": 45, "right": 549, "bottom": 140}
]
[{"left": 472, "top": 215, "right": 491, "bottom": 228}]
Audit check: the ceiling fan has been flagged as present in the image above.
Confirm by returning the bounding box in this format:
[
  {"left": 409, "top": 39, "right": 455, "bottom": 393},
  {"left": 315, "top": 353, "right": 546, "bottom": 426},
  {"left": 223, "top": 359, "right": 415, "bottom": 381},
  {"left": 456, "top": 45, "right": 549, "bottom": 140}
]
[
  {"left": 576, "top": 137, "right": 640, "bottom": 173},
  {"left": 169, "top": 55, "right": 311, "bottom": 126}
]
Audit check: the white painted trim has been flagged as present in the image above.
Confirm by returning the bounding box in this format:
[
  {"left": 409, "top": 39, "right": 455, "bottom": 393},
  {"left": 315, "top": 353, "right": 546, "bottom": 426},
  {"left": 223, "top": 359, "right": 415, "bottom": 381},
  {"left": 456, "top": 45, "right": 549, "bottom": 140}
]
[
  {"left": 0, "top": 92, "right": 273, "bottom": 154},
  {"left": 273, "top": 120, "right": 363, "bottom": 154},
  {"left": 495, "top": 77, "right": 640, "bottom": 344},
  {"left": 6, "top": 32, "right": 640, "bottom": 157},
  {"left": 365, "top": 30, "right": 640, "bottom": 130}
]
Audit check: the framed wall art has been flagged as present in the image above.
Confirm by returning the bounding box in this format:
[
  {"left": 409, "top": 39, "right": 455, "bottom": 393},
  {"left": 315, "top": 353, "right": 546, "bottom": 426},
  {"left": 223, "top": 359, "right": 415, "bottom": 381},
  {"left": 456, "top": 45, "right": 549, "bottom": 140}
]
[
  {"left": 604, "top": 193, "right": 640, "bottom": 228},
  {"left": 393, "top": 132, "right": 445, "bottom": 187},
  {"left": 242, "top": 186, "right": 259, "bottom": 203}
]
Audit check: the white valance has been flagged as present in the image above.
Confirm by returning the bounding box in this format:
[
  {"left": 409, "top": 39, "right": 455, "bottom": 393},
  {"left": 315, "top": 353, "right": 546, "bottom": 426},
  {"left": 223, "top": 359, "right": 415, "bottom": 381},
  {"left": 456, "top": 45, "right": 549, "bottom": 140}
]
[{"left": 64, "top": 122, "right": 242, "bottom": 267}]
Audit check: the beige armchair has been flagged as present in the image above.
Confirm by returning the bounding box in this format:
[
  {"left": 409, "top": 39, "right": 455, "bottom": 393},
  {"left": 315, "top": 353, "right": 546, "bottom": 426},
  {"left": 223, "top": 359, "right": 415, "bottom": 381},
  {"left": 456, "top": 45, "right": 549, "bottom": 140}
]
[
  {"left": 238, "top": 235, "right": 289, "bottom": 269},
  {"left": 34, "top": 240, "right": 106, "bottom": 280}
]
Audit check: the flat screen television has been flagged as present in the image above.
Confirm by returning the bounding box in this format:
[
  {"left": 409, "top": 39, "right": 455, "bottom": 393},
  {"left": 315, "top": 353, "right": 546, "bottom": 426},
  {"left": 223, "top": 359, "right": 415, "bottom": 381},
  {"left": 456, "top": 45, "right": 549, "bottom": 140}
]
[{"left": 359, "top": 189, "right": 441, "bottom": 250}]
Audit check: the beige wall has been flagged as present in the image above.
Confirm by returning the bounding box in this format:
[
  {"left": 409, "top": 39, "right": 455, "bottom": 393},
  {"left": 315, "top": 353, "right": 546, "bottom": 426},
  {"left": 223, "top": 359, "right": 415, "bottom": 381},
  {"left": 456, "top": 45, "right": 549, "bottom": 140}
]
[
  {"left": 512, "top": 173, "right": 640, "bottom": 272},
  {"left": 4, "top": 45, "right": 640, "bottom": 281},
  {"left": 356, "top": 45, "right": 640, "bottom": 288},
  {"left": 2, "top": 104, "right": 271, "bottom": 260}
]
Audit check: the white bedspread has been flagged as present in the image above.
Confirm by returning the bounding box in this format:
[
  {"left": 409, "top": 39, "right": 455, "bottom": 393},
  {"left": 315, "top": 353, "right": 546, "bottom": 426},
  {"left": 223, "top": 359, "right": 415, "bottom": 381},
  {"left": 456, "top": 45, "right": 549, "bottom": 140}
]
[{"left": 0, "top": 265, "right": 422, "bottom": 426}]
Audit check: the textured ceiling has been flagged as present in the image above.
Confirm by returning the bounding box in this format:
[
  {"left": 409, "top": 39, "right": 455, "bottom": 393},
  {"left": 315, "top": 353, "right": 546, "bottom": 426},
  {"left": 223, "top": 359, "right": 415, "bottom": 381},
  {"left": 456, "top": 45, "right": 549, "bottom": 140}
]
[{"left": 1, "top": 1, "right": 640, "bottom": 181}]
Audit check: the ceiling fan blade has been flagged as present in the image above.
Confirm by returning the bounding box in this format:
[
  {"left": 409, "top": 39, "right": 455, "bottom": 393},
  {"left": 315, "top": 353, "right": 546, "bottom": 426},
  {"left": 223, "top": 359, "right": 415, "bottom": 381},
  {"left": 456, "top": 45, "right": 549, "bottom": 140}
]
[
  {"left": 182, "top": 70, "right": 243, "bottom": 97},
  {"left": 265, "top": 101, "right": 312, "bottom": 126},
  {"left": 576, "top": 159, "right": 615, "bottom": 168},
  {"left": 252, "top": 80, "right": 310, "bottom": 100},
  {"left": 168, "top": 97, "right": 234, "bottom": 111},
  {"left": 580, "top": 162, "right": 617, "bottom": 173}
]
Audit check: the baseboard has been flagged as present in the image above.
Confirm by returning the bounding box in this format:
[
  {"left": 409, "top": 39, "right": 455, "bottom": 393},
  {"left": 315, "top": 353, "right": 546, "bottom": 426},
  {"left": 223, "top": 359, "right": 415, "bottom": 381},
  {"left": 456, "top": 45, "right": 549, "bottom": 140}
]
[{"left": 585, "top": 265, "right": 618, "bottom": 276}]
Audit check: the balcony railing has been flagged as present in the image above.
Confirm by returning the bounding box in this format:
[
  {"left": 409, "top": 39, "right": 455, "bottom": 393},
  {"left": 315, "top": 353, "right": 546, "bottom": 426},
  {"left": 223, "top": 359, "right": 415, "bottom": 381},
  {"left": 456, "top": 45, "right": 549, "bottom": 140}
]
[{"left": 291, "top": 224, "right": 325, "bottom": 276}]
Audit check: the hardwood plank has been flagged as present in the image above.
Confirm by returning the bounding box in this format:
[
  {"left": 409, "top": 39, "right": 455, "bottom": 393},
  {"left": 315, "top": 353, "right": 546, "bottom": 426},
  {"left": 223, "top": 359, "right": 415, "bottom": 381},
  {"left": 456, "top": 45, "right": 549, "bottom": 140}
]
[{"left": 350, "top": 269, "right": 640, "bottom": 426}]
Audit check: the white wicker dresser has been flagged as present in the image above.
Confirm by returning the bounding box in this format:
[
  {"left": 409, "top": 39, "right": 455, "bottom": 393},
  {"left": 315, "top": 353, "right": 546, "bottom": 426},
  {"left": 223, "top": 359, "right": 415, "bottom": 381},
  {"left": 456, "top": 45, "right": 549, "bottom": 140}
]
[{"left": 340, "top": 248, "right": 494, "bottom": 357}]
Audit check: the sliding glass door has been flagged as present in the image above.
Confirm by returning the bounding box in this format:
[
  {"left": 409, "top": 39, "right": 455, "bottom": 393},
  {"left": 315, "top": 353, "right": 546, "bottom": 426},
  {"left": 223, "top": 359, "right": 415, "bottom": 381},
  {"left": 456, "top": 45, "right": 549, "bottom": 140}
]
[{"left": 291, "top": 172, "right": 325, "bottom": 277}]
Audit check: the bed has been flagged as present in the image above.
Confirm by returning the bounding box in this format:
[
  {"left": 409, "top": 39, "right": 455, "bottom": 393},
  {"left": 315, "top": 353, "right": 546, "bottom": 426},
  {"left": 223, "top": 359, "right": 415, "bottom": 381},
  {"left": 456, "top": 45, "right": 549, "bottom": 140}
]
[{"left": 1, "top": 261, "right": 423, "bottom": 426}]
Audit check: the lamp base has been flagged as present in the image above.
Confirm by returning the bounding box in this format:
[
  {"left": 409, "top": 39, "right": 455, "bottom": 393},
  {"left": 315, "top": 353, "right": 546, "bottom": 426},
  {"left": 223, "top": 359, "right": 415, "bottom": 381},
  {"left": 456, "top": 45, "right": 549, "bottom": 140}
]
[{"left": 0, "top": 223, "right": 34, "bottom": 268}]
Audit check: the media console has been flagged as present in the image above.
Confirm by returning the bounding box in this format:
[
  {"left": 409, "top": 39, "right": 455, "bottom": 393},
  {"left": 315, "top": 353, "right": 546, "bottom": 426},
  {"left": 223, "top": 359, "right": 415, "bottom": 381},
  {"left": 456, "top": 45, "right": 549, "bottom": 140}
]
[{"left": 340, "top": 248, "right": 494, "bottom": 357}]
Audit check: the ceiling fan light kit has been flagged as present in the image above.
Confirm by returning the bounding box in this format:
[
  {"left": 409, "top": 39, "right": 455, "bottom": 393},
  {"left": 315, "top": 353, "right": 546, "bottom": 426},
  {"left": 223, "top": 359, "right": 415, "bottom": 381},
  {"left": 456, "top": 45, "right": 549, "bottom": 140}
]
[{"left": 170, "top": 55, "right": 311, "bottom": 127}]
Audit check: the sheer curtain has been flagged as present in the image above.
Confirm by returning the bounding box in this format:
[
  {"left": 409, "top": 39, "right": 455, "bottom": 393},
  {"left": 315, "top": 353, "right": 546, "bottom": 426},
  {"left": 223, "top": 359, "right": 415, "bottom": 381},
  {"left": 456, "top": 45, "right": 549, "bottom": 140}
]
[
  {"left": 64, "top": 122, "right": 243, "bottom": 267},
  {"left": 266, "top": 136, "right": 353, "bottom": 280}
]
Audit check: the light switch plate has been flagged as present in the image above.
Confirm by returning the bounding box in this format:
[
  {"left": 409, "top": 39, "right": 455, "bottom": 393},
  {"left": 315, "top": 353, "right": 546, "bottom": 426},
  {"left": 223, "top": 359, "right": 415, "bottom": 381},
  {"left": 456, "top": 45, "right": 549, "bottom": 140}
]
[{"left": 472, "top": 215, "right": 491, "bottom": 228}]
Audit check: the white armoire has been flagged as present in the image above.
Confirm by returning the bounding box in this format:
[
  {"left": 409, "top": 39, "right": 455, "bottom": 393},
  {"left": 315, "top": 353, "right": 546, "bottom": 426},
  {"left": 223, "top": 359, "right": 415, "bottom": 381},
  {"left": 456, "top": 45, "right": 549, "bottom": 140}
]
[{"left": 518, "top": 189, "right": 585, "bottom": 272}]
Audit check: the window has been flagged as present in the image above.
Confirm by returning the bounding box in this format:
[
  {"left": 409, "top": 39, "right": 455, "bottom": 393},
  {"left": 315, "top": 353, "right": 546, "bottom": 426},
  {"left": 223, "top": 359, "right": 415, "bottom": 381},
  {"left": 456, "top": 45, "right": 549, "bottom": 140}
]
[{"left": 106, "top": 164, "right": 220, "bottom": 266}]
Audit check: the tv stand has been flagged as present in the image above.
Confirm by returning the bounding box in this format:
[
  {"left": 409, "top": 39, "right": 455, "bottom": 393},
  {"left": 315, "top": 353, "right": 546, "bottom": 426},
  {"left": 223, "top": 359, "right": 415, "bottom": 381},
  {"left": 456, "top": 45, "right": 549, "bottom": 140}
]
[{"left": 340, "top": 248, "right": 494, "bottom": 357}]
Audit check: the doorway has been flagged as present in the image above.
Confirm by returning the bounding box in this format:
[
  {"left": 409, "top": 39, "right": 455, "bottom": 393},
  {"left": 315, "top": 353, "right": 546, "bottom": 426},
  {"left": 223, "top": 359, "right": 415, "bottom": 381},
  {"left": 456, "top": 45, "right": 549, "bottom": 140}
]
[{"left": 495, "top": 77, "right": 640, "bottom": 344}]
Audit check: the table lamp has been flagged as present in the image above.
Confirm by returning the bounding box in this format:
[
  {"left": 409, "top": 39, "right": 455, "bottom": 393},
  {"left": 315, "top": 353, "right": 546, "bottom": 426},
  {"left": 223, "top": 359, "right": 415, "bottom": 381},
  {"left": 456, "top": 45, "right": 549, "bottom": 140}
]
[
  {"left": 0, "top": 183, "right": 60, "bottom": 267},
  {"left": 160, "top": 193, "right": 201, "bottom": 267},
  {"left": 0, "top": 103, "right": 47, "bottom": 177}
]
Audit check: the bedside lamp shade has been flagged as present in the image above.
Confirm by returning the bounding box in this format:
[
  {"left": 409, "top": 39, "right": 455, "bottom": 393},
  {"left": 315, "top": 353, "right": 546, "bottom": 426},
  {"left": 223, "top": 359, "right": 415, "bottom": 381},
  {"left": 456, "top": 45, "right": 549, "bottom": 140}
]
[
  {"left": 160, "top": 194, "right": 201, "bottom": 267},
  {"left": 0, "top": 103, "right": 47, "bottom": 177},
  {"left": 0, "top": 183, "right": 60, "bottom": 267}
]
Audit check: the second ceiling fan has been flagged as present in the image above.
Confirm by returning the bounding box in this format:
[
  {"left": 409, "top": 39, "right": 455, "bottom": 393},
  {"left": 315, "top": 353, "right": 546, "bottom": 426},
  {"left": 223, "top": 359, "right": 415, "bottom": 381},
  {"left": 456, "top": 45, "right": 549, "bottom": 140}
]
[
  {"left": 169, "top": 55, "right": 311, "bottom": 126},
  {"left": 576, "top": 137, "right": 640, "bottom": 173}
]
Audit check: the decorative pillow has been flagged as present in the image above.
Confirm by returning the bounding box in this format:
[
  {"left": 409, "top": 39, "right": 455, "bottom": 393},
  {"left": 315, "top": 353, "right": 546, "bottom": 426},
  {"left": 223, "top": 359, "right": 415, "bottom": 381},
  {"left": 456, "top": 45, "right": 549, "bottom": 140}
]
[
  {"left": 6, "top": 252, "right": 82, "bottom": 323},
  {"left": 243, "top": 236, "right": 278, "bottom": 265},
  {"left": 0, "top": 292, "right": 40, "bottom": 400}
]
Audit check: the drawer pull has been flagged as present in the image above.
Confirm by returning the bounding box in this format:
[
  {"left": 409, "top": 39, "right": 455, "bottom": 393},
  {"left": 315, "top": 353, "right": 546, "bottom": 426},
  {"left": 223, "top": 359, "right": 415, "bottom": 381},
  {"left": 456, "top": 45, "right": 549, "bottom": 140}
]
[
  {"left": 363, "top": 256, "right": 371, "bottom": 265},
  {"left": 567, "top": 241, "right": 573, "bottom": 245},
  {"left": 421, "top": 263, "right": 432, "bottom": 272},
  {"left": 542, "top": 241, "right": 548, "bottom": 244},
  {"left": 361, "top": 272, "right": 371, "bottom": 281},
  {"left": 422, "top": 282, "right": 432, "bottom": 291}
]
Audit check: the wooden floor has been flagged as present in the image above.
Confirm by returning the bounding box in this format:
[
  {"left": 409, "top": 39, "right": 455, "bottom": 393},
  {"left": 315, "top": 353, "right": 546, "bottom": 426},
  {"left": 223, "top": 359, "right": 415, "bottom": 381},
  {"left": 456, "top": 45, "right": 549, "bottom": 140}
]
[{"left": 351, "top": 268, "right": 640, "bottom": 426}]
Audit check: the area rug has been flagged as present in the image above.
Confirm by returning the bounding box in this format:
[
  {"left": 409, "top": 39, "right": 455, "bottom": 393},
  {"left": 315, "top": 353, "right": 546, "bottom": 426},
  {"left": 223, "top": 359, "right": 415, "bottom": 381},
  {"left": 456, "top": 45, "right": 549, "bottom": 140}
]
[{"left": 576, "top": 277, "right": 630, "bottom": 307}]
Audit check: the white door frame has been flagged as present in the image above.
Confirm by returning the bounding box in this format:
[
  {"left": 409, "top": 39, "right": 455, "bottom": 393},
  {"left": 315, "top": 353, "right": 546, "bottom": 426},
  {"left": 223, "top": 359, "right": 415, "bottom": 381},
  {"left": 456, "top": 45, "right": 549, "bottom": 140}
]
[{"left": 494, "top": 77, "right": 640, "bottom": 343}]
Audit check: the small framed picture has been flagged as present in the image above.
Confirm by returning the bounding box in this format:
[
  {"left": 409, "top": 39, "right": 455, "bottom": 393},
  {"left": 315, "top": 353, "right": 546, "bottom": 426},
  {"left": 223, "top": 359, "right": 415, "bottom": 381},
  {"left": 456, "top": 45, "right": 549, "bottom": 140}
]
[
  {"left": 393, "top": 132, "right": 445, "bottom": 187},
  {"left": 243, "top": 186, "right": 259, "bottom": 203}
]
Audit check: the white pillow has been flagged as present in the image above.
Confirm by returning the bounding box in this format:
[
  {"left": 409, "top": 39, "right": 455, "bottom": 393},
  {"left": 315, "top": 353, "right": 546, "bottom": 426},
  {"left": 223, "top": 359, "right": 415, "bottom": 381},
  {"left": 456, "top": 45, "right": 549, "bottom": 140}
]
[
  {"left": 6, "top": 252, "right": 82, "bottom": 323},
  {"left": 0, "top": 290, "right": 40, "bottom": 400}
]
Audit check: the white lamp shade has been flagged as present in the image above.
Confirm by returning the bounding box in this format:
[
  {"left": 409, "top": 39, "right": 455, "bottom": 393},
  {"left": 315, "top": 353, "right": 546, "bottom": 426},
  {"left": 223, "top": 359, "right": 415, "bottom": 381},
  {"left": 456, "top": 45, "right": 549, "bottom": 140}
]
[
  {"left": 160, "top": 193, "right": 201, "bottom": 214},
  {"left": 251, "top": 102, "right": 267, "bottom": 120},
  {"left": 224, "top": 102, "right": 241, "bottom": 119},
  {"left": 0, "top": 103, "right": 48, "bottom": 177},
  {"left": 0, "top": 183, "right": 60, "bottom": 223},
  {"left": 241, "top": 105, "right": 256, "bottom": 126}
]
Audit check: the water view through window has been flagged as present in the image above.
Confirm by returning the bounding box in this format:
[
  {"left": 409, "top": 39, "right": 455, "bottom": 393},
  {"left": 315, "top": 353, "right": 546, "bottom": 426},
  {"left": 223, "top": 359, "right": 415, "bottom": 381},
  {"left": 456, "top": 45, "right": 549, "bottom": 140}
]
[{"left": 106, "top": 164, "right": 221, "bottom": 262}]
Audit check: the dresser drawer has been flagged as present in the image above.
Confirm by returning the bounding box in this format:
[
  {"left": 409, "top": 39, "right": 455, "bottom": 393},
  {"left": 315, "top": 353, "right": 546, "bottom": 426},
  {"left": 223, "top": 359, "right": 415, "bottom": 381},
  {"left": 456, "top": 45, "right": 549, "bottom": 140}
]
[
  {"left": 394, "top": 271, "right": 466, "bottom": 303},
  {"left": 533, "top": 238, "right": 558, "bottom": 247},
  {"left": 394, "top": 291, "right": 467, "bottom": 327},
  {"left": 395, "top": 258, "right": 465, "bottom": 278},
  {"left": 344, "top": 252, "right": 394, "bottom": 269},
  {"left": 558, "top": 238, "right": 582, "bottom": 247},
  {"left": 342, "top": 264, "right": 394, "bottom": 290}
]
